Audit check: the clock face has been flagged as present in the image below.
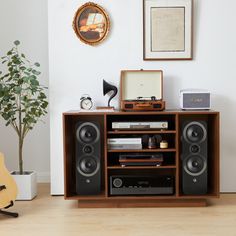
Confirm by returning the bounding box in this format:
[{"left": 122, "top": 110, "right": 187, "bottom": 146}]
[{"left": 81, "top": 98, "right": 93, "bottom": 110}]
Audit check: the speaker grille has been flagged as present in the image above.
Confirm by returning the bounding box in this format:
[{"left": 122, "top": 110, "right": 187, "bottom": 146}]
[
  {"left": 75, "top": 121, "right": 101, "bottom": 195},
  {"left": 183, "top": 154, "right": 207, "bottom": 176},
  {"left": 77, "top": 155, "right": 100, "bottom": 177},
  {"left": 183, "top": 121, "right": 207, "bottom": 143},
  {"left": 76, "top": 122, "right": 100, "bottom": 144},
  {"left": 181, "top": 120, "right": 208, "bottom": 195}
]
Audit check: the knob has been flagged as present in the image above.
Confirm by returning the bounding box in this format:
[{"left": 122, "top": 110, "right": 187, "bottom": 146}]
[{"left": 113, "top": 178, "right": 123, "bottom": 188}]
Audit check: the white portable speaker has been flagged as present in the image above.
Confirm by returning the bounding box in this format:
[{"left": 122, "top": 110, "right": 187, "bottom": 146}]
[{"left": 180, "top": 89, "right": 211, "bottom": 110}]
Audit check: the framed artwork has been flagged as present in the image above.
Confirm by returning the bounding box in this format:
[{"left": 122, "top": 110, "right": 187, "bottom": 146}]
[
  {"left": 73, "top": 2, "right": 110, "bottom": 46},
  {"left": 143, "top": 0, "right": 193, "bottom": 60}
]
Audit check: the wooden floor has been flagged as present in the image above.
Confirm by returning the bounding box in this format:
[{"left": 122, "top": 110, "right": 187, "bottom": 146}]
[{"left": 1, "top": 184, "right": 236, "bottom": 236}]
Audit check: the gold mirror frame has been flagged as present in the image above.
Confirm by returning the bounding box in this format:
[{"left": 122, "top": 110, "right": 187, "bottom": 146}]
[{"left": 73, "top": 2, "right": 110, "bottom": 46}]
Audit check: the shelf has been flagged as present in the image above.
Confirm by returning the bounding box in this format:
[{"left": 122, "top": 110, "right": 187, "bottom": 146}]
[
  {"left": 107, "top": 165, "right": 176, "bottom": 169},
  {"left": 107, "top": 130, "right": 176, "bottom": 134},
  {"left": 108, "top": 148, "right": 176, "bottom": 153},
  {"left": 65, "top": 191, "right": 106, "bottom": 200},
  {"left": 178, "top": 193, "right": 219, "bottom": 199},
  {"left": 107, "top": 195, "right": 177, "bottom": 200}
]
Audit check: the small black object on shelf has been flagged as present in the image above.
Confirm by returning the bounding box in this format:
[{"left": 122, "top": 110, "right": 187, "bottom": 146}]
[
  {"left": 103, "top": 80, "right": 118, "bottom": 107},
  {"left": 148, "top": 136, "right": 157, "bottom": 149}
]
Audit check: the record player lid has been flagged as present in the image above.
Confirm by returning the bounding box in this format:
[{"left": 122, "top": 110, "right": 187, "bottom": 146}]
[{"left": 121, "top": 70, "right": 163, "bottom": 101}]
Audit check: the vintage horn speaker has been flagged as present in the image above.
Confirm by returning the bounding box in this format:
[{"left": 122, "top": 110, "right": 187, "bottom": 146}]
[{"left": 103, "top": 80, "right": 118, "bottom": 107}]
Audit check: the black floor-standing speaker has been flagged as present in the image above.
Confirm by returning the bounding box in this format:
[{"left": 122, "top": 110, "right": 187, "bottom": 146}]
[
  {"left": 75, "top": 121, "right": 101, "bottom": 195},
  {"left": 181, "top": 120, "right": 208, "bottom": 195}
]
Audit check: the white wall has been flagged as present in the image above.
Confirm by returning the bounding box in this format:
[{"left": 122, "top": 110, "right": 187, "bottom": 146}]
[
  {"left": 49, "top": 0, "right": 236, "bottom": 194},
  {"left": 0, "top": 0, "right": 50, "bottom": 182}
]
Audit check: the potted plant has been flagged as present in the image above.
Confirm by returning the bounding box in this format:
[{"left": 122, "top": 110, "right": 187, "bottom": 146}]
[{"left": 0, "top": 41, "right": 48, "bottom": 200}]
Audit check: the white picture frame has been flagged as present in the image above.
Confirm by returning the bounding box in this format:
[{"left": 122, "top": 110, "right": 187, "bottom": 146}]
[{"left": 143, "top": 0, "right": 193, "bottom": 60}]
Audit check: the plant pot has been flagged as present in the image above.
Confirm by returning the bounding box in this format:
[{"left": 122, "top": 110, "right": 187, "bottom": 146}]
[{"left": 11, "top": 171, "right": 37, "bottom": 200}]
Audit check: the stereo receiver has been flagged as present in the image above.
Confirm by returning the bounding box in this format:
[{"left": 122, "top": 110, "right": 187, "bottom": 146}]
[{"left": 110, "top": 175, "right": 174, "bottom": 196}]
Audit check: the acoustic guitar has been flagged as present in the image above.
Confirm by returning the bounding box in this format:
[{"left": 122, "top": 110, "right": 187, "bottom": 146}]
[{"left": 0, "top": 152, "right": 18, "bottom": 209}]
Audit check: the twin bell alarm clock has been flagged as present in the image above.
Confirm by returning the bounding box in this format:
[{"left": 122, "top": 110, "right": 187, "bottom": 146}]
[{"left": 80, "top": 94, "right": 93, "bottom": 110}]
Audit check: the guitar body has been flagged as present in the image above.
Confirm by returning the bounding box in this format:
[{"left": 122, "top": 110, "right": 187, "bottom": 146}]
[{"left": 0, "top": 153, "right": 18, "bottom": 209}]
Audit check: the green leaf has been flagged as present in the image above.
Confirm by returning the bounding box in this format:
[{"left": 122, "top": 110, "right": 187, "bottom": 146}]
[
  {"left": 2, "top": 113, "right": 10, "bottom": 120},
  {"left": 20, "top": 66, "right": 26, "bottom": 70},
  {"left": 6, "top": 121, "right": 11, "bottom": 126},
  {"left": 32, "top": 70, "right": 41, "bottom": 76},
  {"left": 31, "top": 79, "right": 39, "bottom": 86},
  {"left": 39, "top": 92, "right": 46, "bottom": 99},
  {"left": 13, "top": 59, "right": 21, "bottom": 65},
  {"left": 29, "top": 75, "right": 37, "bottom": 80},
  {"left": 34, "top": 62, "right": 40, "bottom": 67},
  {"left": 41, "top": 101, "right": 48, "bottom": 109},
  {"left": 14, "top": 86, "right": 21, "bottom": 94},
  {"left": 14, "top": 40, "right": 20, "bottom": 46},
  {"left": 22, "top": 76, "right": 29, "bottom": 82}
]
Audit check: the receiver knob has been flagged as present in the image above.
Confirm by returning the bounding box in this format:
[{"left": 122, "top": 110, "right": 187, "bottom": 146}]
[{"left": 113, "top": 178, "right": 123, "bottom": 188}]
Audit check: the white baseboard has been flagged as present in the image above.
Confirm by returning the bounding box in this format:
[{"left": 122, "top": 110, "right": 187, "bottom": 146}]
[{"left": 37, "top": 172, "right": 50, "bottom": 183}]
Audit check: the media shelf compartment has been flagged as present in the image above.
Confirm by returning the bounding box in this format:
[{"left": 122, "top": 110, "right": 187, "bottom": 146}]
[
  {"left": 107, "top": 166, "right": 176, "bottom": 175},
  {"left": 107, "top": 134, "right": 176, "bottom": 149},
  {"left": 108, "top": 168, "right": 176, "bottom": 198},
  {"left": 107, "top": 152, "right": 176, "bottom": 167},
  {"left": 106, "top": 113, "right": 176, "bottom": 132}
]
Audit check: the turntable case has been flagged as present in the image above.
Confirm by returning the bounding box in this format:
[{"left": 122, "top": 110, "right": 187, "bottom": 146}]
[{"left": 120, "top": 70, "right": 164, "bottom": 111}]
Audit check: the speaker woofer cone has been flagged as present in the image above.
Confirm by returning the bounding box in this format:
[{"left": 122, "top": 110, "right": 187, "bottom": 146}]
[
  {"left": 183, "top": 121, "right": 207, "bottom": 144},
  {"left": 77, "top": 156, "right": 100, "bottom": 177},
  {"left": 183, "top": 155, "right": 207, "bottom": 176},
  {"left": 76, "top": 122, "right": 100, "bottom": 144}
]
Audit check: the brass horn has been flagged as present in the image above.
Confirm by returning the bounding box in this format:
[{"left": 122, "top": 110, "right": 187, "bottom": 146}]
[{"left": 103, "top": 80, "right": 118, "bottom": 107}]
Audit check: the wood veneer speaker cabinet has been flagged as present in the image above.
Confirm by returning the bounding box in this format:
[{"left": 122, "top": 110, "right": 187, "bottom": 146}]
[{"left": 63, "top": 110, "right": 220, "bottom": 207}]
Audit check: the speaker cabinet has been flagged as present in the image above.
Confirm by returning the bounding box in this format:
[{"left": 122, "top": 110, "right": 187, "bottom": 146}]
[
  {"left": 75, "top": 122, "right": 101, "bottom": 195},
  {"left": 181, "top": 121, "right": 208, "bottom": 195}
]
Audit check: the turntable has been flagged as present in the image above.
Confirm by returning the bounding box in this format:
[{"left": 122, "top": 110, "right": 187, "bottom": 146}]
[{"left": 120, "top": 70, "right": 165, "bottom": 111}]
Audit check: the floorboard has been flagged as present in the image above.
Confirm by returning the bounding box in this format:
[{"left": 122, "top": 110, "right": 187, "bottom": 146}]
[{"left": 0, "top": 184, "right": 236, "bottom": 236}]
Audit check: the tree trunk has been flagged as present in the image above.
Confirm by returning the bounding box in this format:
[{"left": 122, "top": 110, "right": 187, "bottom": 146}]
[
  {"left": 18, "top": 94, "right": 23, "bottom": 175},
  {"left": 19, "top": 138, "right": 24, "bottom": 175}
]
